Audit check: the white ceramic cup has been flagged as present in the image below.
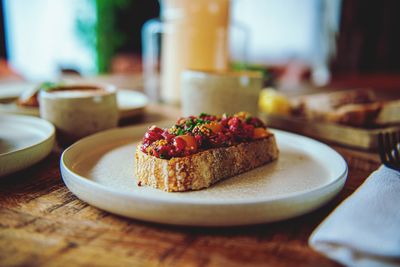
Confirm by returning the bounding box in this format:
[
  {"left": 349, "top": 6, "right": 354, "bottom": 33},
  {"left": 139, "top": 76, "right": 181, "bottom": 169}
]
[
  {"left": 181, "top": 70, "right": 263, "bottom": 116},
  {"left": 39, "top": 83, "right": 118, "bottom": 145}
]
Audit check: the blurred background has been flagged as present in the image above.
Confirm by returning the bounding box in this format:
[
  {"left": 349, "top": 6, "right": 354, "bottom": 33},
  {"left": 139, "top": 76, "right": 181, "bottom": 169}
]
[{"left": 0, "top": 0, "right": 399, "bottom": 89}]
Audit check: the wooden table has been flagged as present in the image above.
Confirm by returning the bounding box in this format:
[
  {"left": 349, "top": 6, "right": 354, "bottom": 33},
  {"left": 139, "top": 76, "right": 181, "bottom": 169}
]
[{"left": 0, "top": 103, "right": 382, "bottom": 267}]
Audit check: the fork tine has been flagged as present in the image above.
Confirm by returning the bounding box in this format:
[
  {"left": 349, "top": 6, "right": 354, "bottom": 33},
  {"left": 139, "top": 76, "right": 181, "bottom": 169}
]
[
  {"left": 392, "top": 131, "right": 400, "bottom": 167},
  {"left": 385, "top": 132, "right": 394, "bottom": 161},
  {"left": 378, "top": 133, "right": 387, "bottom": 163},
  {"left": 386, "top": 132, "right": 399, "bottom": 169},
  {"left": 379, "top": 132, "right": 396, "bottom": 170},
  {"left": 378, "top": 132, "right": 400, "bottom": 171}
]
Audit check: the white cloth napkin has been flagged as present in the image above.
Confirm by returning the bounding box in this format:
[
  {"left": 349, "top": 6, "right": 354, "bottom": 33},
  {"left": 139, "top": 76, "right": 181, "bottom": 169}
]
[{"left": 309, "top": 165, "right": 400, "bottom": 267}]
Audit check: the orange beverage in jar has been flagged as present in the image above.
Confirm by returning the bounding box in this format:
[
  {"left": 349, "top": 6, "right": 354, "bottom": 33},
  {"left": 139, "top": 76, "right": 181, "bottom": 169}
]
[{"left": 145, "top": 0, "right": 231, "bottom": 104}]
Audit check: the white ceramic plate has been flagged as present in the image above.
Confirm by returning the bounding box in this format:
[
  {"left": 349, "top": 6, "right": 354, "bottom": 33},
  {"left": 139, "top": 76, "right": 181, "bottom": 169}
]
[
  {"left": 0, "top": 81, "right": 37, "bottom": 102},
  {"left": 0, "top": 114, "right": 55, "bottom": 177},
  {"left": 60, "top": 124, "right": 348, "bottom": 226},
  {"left": 117, "top": 89, "right": 148, "bottom": 119},
  {"left": 0, "top": 102, "right": 40, "bottom": 116},
  {"left": 0, "top": 87, "right": 148, "bottom": 119}
]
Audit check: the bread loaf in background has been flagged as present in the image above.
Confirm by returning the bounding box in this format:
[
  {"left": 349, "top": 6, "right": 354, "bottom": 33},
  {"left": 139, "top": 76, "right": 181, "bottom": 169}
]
[{"left": 291, "top": 89, "right": 400, "bottom": 127}]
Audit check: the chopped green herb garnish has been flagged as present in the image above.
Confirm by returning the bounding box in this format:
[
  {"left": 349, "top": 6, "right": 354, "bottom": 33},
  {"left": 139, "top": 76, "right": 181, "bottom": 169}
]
[
  {"left": 39, "top": 81, "right": 64, "bottom": 91},
  {"left": 199, "top": 112, "right": 208, "bottom": 117},
  {"left": 185, "top": 119, "right": 194, "bottom": 126},
  {"left": 195, "top": 118, "right": 204, "bottom": 124},
  {"left": 187, "top": 124, "right": 195, "bottom": 132},
  {"left": 177, "top": 128, "right": 185, "bottom": 136}
]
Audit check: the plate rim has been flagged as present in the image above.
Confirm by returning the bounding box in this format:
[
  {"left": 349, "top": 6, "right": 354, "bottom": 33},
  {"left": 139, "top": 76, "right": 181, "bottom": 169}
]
[
  {"left": 0, "top": 113, "right": 55, "bottom": 156},
  {"left": 0, "top": 81, "right": 37, "bottom": 100},
  {"left": 60, "top": 124, "right": 348, "bottom": 206},
  {"left": 0, "top": 113, "right": 55, "bottom": 176}
]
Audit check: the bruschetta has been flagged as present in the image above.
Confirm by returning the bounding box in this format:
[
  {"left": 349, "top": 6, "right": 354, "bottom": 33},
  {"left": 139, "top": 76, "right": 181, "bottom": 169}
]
[{"left": 135, "top": 112, "right": 279, "bottom": 192}]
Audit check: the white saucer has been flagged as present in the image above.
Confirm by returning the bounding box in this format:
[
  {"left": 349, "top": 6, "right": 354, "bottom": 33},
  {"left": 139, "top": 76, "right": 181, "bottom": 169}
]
[
  {"left": 0, "top": 85, "right": 148, "bottom": 119},
  {"left": 117, "top": 89, "right": 148, "bottom": 119},
  {"left": 0, "top": 81, "right": 37, "bottom": 102}
]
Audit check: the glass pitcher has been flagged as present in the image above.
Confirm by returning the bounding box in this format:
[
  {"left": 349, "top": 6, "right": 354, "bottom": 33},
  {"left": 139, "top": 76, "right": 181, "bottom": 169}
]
[{"left": 142, "top": 0, "right": 231, "bottom": 104}]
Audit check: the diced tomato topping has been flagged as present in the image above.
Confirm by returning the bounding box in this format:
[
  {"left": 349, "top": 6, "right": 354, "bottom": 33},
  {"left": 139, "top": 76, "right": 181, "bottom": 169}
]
[
  {"left": 175, "top": 135, "right": 197, "bottom": 151},
  {"left": 204, "top": 122, "right": 222, "bottom": 133},
  {"left": 173, "top": 136, "right": 186, "bottom": 151},
  {"left": 140, "top": 112, "right": 268, "bottom": 159},
  {"left": 253, "top": 127, "right": 269, "bottom": 139}
]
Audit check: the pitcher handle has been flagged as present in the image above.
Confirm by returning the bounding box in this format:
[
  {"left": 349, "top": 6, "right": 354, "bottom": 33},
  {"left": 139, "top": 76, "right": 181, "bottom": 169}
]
[
  {"left": 229, "top": 20, "right": 250, "bottom": 70},
  {"left": 142, "top": 18, "right": 163, "bottom": 103}
]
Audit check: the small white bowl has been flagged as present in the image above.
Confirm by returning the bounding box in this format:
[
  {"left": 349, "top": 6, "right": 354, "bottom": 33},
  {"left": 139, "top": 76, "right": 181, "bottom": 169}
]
[{"left": 39, "top": 83, "right": 118, "bottom": 145}]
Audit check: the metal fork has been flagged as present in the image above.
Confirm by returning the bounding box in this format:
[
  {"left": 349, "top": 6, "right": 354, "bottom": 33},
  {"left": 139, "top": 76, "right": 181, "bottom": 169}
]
[{"left": 378, "top": 132, "right": 400, "bottom": 171}]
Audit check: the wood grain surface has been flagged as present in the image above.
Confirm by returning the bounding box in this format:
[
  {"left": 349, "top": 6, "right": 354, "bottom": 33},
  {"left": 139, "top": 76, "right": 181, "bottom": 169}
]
[{"left": 0, "top": 105, "right": 381, "bottom": 267}]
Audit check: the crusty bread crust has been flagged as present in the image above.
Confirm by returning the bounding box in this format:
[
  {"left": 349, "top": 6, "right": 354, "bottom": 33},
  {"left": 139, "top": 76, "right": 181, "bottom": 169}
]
[{"left": 135, "top": 134, "right": 279, "bottom": 192}]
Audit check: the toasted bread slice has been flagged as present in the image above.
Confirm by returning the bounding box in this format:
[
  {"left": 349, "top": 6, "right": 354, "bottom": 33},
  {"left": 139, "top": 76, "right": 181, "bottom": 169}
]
[{"left": 135, "top": 134, "right": 279, "bottom": 192}]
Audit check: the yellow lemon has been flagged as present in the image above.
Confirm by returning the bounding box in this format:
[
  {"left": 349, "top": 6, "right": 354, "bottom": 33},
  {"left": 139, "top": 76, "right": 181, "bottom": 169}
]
[{"left": 259, "top": 88, "right": 291, "bottom": 115}]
